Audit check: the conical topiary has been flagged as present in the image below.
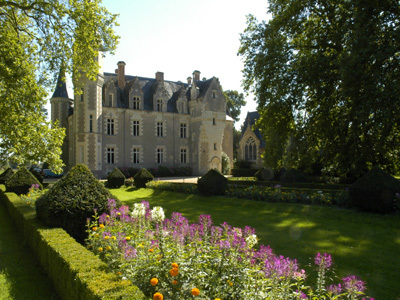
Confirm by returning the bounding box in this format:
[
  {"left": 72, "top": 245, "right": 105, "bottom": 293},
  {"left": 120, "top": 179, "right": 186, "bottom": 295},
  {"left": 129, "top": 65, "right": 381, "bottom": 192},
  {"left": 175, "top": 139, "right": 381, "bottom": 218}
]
[
  {"left": 0, "top": 167, "right": 14, "bottom": 184},
  {"left": 5, "top": 167, "right": 42, "bottom": 195},
  {"left": 107, "top": 167, "right": 126, "bottom": 188},
  {"left": 133, "top": 168, "right": 154, "bottom": 188},
  {"left": 197, "top": 168, "right": 227, "bottom": 196},
  {"left": 36, "top": 164, "right": 120, "bottom": 243},
  {"left": 349, "top": 167, "right": 400, "bottom": 214}
]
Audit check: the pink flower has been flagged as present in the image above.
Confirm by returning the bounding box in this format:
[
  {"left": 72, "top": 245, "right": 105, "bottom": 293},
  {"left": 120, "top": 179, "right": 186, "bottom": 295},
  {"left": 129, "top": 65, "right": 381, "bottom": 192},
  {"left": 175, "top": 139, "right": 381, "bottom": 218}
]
[
  {"left": 315, "top": 252, "right": 333, "bottom": 269},
  {"left": 342, "top": 275, "right": 366, "bottom": 293}
]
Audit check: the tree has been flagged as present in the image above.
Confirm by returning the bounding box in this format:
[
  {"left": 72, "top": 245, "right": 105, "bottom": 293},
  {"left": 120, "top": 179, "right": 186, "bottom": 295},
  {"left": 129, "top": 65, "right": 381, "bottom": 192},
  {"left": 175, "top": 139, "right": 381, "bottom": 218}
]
[
  {"left": 224, "top": 90, "right": 246, "bottom": 123},
  {"left": 0, "top": 0, "right": 119, "bottom": 172},
  {"left": 239, "top": 0, "right": 400, "bottom": 177}
]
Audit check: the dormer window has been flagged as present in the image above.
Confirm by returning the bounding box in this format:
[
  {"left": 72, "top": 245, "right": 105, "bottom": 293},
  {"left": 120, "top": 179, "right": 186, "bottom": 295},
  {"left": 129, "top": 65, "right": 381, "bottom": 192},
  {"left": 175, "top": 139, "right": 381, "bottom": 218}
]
[
  {"left": 132, "top": 96, "right": 140, "bottom": 110},
  {"left": 108, "top": 94, "right": 113, "bottom": 107},
  {"left": 157, "top": 99, "right": 163, "bottom": 111}
]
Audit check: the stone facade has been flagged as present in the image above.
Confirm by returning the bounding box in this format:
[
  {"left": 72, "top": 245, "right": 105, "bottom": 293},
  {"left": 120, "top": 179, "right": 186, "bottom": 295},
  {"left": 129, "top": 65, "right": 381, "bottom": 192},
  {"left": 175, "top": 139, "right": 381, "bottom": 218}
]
[{"left": 51, "top": 58, "right": 234, "bottom": 177}]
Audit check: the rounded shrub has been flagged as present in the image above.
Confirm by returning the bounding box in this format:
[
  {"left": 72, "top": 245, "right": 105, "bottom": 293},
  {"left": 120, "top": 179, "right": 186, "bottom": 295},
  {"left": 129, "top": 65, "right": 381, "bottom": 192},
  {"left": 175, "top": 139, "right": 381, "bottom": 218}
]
[
  {"left": 35, "top": 164, "right": 120, "bottom": 243},
  {"left": 133, "top": 168, "right": 154, "bottom": 188},
  {"left": 0, "top": 167, "right": 14, "bottom": 184},
  {"left": 197, "top": 168, "right": 227, "bottom": 196},
  {"left": 5, "top": 167, "right": 42, "bottom": 195},
  {"left": 349, "top": 167, "right": 400, "bottom": 214},
  {"left": 254, "top": 167, "right": 274, "bottom": 181},
  {"left": 107, "top": 167, "right": 126, "bottom": 188}
]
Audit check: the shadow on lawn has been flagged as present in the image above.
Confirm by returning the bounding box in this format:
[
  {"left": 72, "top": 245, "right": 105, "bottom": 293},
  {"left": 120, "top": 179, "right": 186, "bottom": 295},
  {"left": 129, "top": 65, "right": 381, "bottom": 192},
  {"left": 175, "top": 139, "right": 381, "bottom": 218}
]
[{"left": 0, "top": 204, "right": 60, "bottom": 300}]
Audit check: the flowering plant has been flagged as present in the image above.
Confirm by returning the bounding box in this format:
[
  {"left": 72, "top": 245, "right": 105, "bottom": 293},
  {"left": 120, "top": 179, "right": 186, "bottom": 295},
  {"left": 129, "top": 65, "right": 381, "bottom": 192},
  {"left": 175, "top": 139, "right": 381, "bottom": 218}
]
[
  {"left": 86, "top": 200, "right": 373, "bottom": 300},
  {"left": 20, "top": 184, "right": 44, "bottom": 208}
]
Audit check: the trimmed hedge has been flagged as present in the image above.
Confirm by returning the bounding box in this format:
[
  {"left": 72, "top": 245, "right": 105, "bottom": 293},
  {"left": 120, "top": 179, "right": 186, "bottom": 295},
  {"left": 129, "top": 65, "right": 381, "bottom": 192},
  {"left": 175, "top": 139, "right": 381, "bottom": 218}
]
[
  {"left": 198, "top": 168, "right": 227, "bottom": 196},
  {"left": 107, "top": 168, "right": 126, "bottom": 188},
  {"left": 134, "top": 168, "right": 154, "bottom": 188},
  {"left": 231, "top": 168, "right": 258, "bottom": 177},
  {"left": 0, "top": 188, "right": 145, "bottom": 300},
  {"left": 5, "top": 167, "right": 42, "bottom": 195},
  {"left": 0, "top": 167, "right": 14, "bottom": 184}
]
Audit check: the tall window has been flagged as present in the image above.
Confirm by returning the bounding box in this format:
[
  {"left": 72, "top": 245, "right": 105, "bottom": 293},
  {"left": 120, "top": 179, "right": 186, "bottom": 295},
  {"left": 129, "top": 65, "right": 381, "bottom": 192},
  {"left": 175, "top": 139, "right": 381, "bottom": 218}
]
[
  {"left": 133, "top": 96, "right": 140, "bottom": 110},
  {"left": 108, "top": 94, "right": 113, "bottom": 107},
  {"left": 157, "top": 122, "right": 163, "bottom": 137},
  {"left": 157, "top": 99, "right": 163, "bottom": 111},
  {"left": 180, "top": 148, "right": 187, "bottom": 164},
  {"left": 132, "top": 120, "right": 139, "bottom": 136},
  {"left": 245, "top": 137, "right": 257, "bottom": 161},
  {"left": 180, "top": 123, "right": 187, "bottom": 138},
  {"left": 214, "top": 143, "right": 217, "bottom": 150},
  {"left": 132, "top": 148, "right": 140, "bottom": 164},
  {"left": 107, "top": 118, "right": 114, "bottom": 135},
  {"left": 89, "top": 115, "right": 93, "bottom": 132},
  {"left": 107, "top": 148, "right": 115, "bottom": 164},
  {"left": 80, "top": 88, "right": 84, "bottom": 102},
  {"left": 213, "top": 118, "right": 216, "bottom": 125},
  {"left": 157, "top": 148, "right": 164, "bottom": 164}
]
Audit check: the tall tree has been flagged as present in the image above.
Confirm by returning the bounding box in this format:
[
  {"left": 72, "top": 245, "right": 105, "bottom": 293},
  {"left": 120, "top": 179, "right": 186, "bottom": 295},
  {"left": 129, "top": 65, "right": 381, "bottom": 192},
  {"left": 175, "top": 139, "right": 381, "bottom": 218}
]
[
  {"left": 239, "top": 0, "right": 400, "bottom": 177},
  {"left": 224, "top": 90, "right": 246, "bottom": 122},
  {"left": 0, "top": 0, "right": 119, "bottom": 172}
]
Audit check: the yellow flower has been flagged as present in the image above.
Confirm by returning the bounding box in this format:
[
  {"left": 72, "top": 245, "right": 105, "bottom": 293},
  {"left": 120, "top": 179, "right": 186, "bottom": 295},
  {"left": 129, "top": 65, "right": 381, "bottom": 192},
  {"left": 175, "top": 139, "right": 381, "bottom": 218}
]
[
  {"left": 105, "top": 246, "right": 111, "bottom": 251},
  {"left": 171, "top": 262, "right": 179, "bottom": 269},
  {"left": 125, "top": 236, "right": 131, "bottom": 241},
  {"left": 191, "top": 288, "right": 200, "bottom": 296},
  {"left": 169, "top": 267, "right": 179, "bottom": 277},
  {"left": 92, "top": 226, "right": 97, "bottom": 231},
  {"left": 153, "top": 292, "right": 163, "bottom": 300},
  {"left": 98, "top": 247, "right": 103, "bottom": 252},
  {"left": 150, "top": 278, "right": 158, "bottom": 286},
  {"left": 99, "top": 224, "right": 105, "bottom": 228},
  {"left": 148, "top": 248, "right": 154, "bottom": 253},
  {"left": 227, "top": 280, "right": 233, "bottom": 286},
  {"left": 111, "top": 236, "right": 116, "bottom": 240},
  {"left": 116, "top": 272, "right": 122, "bottom": 276}
]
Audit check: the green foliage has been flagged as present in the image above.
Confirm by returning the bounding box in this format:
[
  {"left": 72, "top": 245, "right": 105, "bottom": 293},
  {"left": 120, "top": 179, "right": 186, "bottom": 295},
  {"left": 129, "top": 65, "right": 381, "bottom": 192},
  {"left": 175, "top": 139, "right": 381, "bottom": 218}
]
[
  {"left": 29, "top": 167, "right": 43, "bottom": 184},
  {"left": 239, "top": 1, "right": 400, "bottom": 177},
  {"left": 0, "top": 167, "right": 14, "bottom": 184},
  {"left": 231, "top": 168, "right": 258, "bottom": 177},
  {"left": 223, "top": 90, "right": 246, "bottom": 122},
  {"left": 254, "top": 167, "right": 274, "bottom": 181},
  {"left": 0, "top": 1, "right": 119, "bottom": 172},
  {"left": 35, "top": 164, "right": 120, "bottom": 243},
  {"left": 280, "top": 168, "right": 307, "bottom": 183},
  {"left": 133, "top": 168, "right": 154, "bottom": 188},
  {"left": 349, "top": 167, "right": 400, "bottom": 214},
  {"left": 107, "top": 167, "right": 126, "bottom": 188},
  {"left": 234, "top": 159, "right": 253, "bottom": 169},
  {"left": 5, "top": 167, "right": 41, "bottom": 195},
  {"left": 197, "top": 168, "right": 227, "bottom": 196},
  {"left": 221, "top": 152, "right": 231, "bottom": 175}
]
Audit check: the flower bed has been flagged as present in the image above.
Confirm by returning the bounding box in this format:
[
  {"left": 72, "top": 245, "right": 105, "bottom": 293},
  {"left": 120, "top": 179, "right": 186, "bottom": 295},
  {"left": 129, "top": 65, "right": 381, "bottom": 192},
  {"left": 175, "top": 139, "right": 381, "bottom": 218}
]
[{"left": 86, "top": 199, "right": 373, "bottom": 300}]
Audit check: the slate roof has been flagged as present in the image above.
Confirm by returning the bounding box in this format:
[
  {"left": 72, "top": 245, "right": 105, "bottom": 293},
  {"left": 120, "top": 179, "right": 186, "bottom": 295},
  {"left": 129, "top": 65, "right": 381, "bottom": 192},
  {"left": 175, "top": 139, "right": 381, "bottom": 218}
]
[
  {"left": 242, "top": 111, "right": 266, "bottom": 148},
  {"left": 52, "top": 71, "right": 69, "bottom": 98}
]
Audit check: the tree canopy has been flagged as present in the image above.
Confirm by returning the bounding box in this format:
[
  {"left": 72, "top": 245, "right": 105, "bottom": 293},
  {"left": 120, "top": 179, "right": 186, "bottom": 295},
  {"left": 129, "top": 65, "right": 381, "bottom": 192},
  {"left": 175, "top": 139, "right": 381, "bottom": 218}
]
[
  {"left": 239, "top": 0, "right": 400, "bottom": 177},
  {"left": 0, "top": 0, "right": 119, "bottom": 172},
  {"left": 224, "top": 90, "right": 246, "bottom": 123}
]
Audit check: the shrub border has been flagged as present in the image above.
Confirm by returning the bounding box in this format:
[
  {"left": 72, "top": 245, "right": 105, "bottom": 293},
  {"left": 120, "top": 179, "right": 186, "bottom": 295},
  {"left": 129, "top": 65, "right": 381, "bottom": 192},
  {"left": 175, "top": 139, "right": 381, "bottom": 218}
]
[{"left": 0, "top": 188, "right": 145, "bottom": 300}]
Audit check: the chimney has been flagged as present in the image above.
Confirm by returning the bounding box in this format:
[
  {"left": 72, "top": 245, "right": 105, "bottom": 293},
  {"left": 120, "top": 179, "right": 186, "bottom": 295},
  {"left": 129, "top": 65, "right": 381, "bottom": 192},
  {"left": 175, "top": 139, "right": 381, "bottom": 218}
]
[
  {"left": 156, "top": 71, "right": 164, "bottom": 83},
  {"left": 117, "top": 61, "right": 126, "bottom": 89},
  {"left": 193, "top": 70, "right": 200, "bottom": 82},
  {"left": 187, "top": 77, "right": 192, "bottom": 85}
]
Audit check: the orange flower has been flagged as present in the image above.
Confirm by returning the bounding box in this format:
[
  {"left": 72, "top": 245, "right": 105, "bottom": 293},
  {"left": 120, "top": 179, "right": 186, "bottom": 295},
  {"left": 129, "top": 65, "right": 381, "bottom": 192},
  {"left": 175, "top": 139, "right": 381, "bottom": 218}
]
[
  {"left": 150, "top": 278, "right": 159, "bottom": 286},
  {"left": 99, "top": 224, "right": 105, "bottom": 228},
  {"left": 116, "top": 272, "right": 122, "bottom": 276},
  {"left": 149, "top": 248, "right": 154, "bottom": 252},
  {"left": 98, "top": 247, "right": 103, "bottom": 252},
  {"left": 191, "top": 288, "right": 200, "bottom": 296},
  {"left": 169, "top": 267, "right": 179, "bottom": 277},
  {"left": 172, "top": 280, "right": 178, "bottom": 285},
  {"left": 92, "top": 226, "right": 97, "bottom": 231},
  {"left": 171, "top": 262, "right": 179, "bottom": 269},
  {"left": 153, "top": 292, "right": 163, "bottom": 300}
]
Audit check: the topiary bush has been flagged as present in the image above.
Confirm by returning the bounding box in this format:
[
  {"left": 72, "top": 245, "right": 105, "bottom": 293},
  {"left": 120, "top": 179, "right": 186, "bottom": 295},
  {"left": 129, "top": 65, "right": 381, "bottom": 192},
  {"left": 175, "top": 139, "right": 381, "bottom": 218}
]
[
  {"left": 0, "top": 167, "right": 14, "bottom": 184},
  {"left": 35, "top": 164, "right": 121, "bottom": 244},
  {"left": 254, "top": 167, "right": 274, "bottom": 181},
  {"left": 197, "top": 168, "right": 227, "bottom": 196},
  {"left": 133, "top": 168, "right": 154, "bottom": 188},
  {"left": 107, "top": 167, "right": 126, "bottom": 188},
  {"left": 29, "top": 167, "right": 44, "bottom": 184},
  {"left": 5, "top": 167, "right": 42, "bottom": 195},
  {"left": 349, "top": 167, "right": 400, "bottom": 214}
]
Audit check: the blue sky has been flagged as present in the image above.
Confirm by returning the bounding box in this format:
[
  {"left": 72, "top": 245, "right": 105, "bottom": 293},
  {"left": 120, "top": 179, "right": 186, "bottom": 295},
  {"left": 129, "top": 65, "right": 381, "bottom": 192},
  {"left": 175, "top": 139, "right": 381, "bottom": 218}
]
[{"left": 62, "top": 0, "right": 270, "bottom": 128}]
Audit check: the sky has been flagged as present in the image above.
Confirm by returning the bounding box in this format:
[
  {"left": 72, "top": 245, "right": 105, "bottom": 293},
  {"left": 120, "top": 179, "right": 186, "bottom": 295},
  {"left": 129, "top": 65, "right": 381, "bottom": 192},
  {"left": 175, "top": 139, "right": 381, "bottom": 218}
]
[{"left": 61, "top": 0, "right": 270, "bottom": 129}]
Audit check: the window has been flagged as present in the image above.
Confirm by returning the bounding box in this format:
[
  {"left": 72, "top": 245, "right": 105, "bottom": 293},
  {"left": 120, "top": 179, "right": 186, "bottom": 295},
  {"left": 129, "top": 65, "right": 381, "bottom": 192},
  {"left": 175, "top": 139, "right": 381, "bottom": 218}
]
[
  {"left": 212, "top": 91, "right": 216, "bottom": 99},
  {"left": 80, "top": 88, "right": 84, "bottom": 102},
  {"left": 214, "top": 143, "right": 217, "bottom": 150},
  {"left": 245, "top": 137, "right": 257, "bottom": 161},
  {"left": 157, "top": 122, "right": 163, "bottom": 137},
  {"left": 157, "top": 99, "right": 163, "bottom": 111},
  {"left": 181, "top": 102, "right": 185, "bottom": 113},
  {"left": 107, "top": 118, "right": 114, "bottom": 135},
  {"left": 157, "top": 148, "right": 164, "bottom": 164},
  {"left": 180, "top": 123, "right": 187, "bottom": 138},
  {"left": 132, "top": 148, "right": 140, "bottom": 164},
  {"left": 180, "top": 148, "right": 187, "bottom": 164},
  {"left": 89, "top": 115, "right": 93, "bottom": 132},
  {"left": 132, "top": 96, "right": 140, "bottom": 110},
  {"left": 213, "top": 118, "right": 216, "bottom": 125},
  {"left": 107, "top": 148, "right": 115, "bottom": 164},
  {"left": 132, "top": 120, "right": 139, "bottom": 136},
  {"left": 108, "top": 94, "right": 113, "bottom": 107}
]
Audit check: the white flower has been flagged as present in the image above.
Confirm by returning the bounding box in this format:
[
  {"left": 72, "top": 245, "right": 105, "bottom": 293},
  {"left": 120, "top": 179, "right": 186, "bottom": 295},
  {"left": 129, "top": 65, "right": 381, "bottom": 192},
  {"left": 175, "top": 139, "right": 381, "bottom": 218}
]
[
  {"left": 245, "top": 234, "right": 258, "bottom": 248},
  {"left": 151, "top": 206, "right": 165, "bottom": 222},
  {"left": 131, "top": 203, "right": 146, "bottom": 219}
]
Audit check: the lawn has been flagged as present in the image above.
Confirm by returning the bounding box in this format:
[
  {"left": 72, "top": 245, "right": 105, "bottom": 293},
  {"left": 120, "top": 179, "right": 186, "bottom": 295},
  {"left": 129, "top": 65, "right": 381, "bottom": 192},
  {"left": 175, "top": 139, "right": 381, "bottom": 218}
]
[
  {"left": 111, "top": 186, "right": 400, "bottom": 300},
  {"left": 0, "top": 202, "right": 60, "bottom": 300}
]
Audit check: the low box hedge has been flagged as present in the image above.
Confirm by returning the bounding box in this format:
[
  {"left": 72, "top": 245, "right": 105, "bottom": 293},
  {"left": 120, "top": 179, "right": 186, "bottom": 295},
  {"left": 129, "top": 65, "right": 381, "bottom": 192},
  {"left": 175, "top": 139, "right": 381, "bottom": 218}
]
[{"left": 0, "top": 188, "right": 145, "bottom": 300}]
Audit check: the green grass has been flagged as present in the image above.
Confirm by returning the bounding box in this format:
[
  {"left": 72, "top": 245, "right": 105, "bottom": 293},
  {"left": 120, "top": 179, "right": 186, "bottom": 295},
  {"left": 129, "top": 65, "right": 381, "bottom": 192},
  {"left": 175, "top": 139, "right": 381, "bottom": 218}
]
[
  {"left": 0, "top": 203, "right": 59, "bottom": 300},
  {"left": 111, "top": 186, "right": 400, "bottom": 300}
]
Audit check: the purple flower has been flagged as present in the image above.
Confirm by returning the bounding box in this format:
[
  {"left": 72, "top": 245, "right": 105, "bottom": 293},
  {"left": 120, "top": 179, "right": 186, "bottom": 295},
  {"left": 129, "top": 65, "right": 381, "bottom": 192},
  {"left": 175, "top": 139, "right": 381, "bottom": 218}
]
[
  {"left": 264, "top": 255, "right": 299, "bottom": 278},
  {"left": 124, "top": 245, "right": 137, "bottom": 260},
  {"left": 107, "top": 199, "right": 117, "bottom": 210},
  {"left": 295, "top": 290, "right": 307, "bottom": 299},
  {"left": 342, "top": 275, "right": 366, "bottom": 293},
  {"left": 198, "top": 214, "right": 212, "bottom": 230},
  {"left": 219, "top": 240, "right": 231, "bottom": 250},
  {"left": 315, "top": 252, "right": 333, "bottom": 269},
  {"left": 327, "top": 283, "right": 342, "bottom": 295}
]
